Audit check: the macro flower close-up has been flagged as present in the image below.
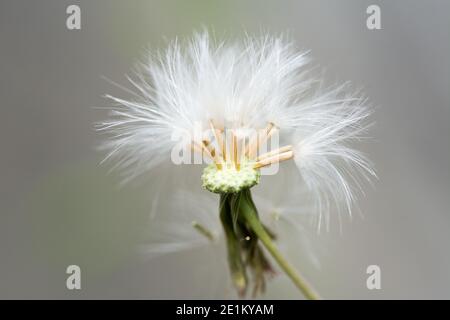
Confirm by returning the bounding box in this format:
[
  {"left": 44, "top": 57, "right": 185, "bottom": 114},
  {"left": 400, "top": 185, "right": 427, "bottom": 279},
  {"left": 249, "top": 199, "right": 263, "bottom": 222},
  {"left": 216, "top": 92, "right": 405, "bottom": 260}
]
[
  {"left": 3, "top": 0, "right": 450, "bottom": 308},
  {"left": 98, "top": 32, "right": 376, "bottom": 299}
]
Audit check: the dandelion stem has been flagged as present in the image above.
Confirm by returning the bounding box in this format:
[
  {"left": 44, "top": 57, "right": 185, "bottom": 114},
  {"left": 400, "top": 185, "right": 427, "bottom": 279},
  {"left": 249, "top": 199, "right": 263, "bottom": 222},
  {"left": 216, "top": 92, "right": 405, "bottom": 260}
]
[
  {"left": 239, "top": 190, "right": 321, "bottom": 300},
  {"left": 220, "top": 194, "right": 247, "bottom": 294}
]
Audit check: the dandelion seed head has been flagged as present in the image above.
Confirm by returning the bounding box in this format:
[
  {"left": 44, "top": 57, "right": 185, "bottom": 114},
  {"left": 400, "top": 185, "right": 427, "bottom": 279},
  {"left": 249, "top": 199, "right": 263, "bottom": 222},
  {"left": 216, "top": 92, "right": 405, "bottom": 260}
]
[{"left": 99, "top": 31, "right": 376, "bottom": 230}]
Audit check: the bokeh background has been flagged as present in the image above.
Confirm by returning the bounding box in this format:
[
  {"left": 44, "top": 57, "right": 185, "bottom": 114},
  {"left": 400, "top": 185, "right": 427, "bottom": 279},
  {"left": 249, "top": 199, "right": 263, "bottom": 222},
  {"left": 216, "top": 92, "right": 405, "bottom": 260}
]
[{"left": 1, "top": 0, "right": 449, "bottom": 299}]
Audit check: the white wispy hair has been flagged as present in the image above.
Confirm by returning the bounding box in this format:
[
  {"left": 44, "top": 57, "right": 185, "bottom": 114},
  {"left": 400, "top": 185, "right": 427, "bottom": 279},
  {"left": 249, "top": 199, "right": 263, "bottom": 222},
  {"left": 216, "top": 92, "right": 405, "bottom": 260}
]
[
  {"left": 291, "top": 85, "right": 376, "bottom": 230},
  {"left": 98, "top": 31, "right": 375, "bottom": 229},
  {"left": 140, "top": 190, "right": 223, "bottom": 258}
]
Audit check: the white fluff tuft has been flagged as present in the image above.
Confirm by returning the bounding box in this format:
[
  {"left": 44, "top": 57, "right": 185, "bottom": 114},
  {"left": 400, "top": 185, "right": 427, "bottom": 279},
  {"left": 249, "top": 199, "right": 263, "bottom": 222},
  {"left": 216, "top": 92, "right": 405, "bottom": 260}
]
[
  {"left": 97, "top": 32, "right": 310, "bottom": 179},
  {"left": 291, "top": 86, "right": 376, "bottom": 230},
  {"left": 140, "top": 190, "right": 223, "bottom": 258}
]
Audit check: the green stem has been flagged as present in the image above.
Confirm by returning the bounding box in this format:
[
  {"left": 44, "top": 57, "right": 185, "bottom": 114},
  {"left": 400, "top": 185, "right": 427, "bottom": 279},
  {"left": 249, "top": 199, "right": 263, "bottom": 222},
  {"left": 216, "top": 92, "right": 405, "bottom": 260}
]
[
  {"left": 220, "top": 194, "right": 247, "bottom": 294},
  {"left": 239, "top": 190, "right": 321, "bottom": 300}
]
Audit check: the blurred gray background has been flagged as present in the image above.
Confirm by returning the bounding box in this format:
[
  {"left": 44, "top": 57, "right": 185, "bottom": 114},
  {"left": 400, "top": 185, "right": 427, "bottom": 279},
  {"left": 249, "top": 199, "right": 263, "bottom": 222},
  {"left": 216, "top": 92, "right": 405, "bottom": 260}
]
[{"left": 1, "top": 0, "right": 449, "bottom": 299}]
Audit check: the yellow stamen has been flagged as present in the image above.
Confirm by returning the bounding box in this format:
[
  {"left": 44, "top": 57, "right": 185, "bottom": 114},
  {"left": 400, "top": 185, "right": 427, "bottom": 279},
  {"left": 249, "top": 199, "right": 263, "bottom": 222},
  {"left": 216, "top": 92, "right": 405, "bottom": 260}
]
[
  {"left": 231, "top": 131, "right": 240, "bottom": 170},
  {"left": 203, "top": 139, "right": 222, "bottom": 169},
  {"left": 256, "top": 145, "right": 292, "bottom": 161},
  {"left": 246, "top": 122, "right": 275, "bottom": 159},
  {"left": 192, "top": 141, "right": 214, "bottom": 161},
  {"left": 254, "top": 150, "right": 294, "bottom": 169},
  {"left": 209, "top": 119, "right": 226, "bottom": 163}
]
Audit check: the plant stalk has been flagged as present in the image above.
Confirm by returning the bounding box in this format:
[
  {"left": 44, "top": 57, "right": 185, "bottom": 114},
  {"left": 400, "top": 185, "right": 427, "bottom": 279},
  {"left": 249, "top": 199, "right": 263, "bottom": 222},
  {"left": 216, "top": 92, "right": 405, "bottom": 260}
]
[{"left": 239, "top": 190, "right": 321, "bottom": 300}]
